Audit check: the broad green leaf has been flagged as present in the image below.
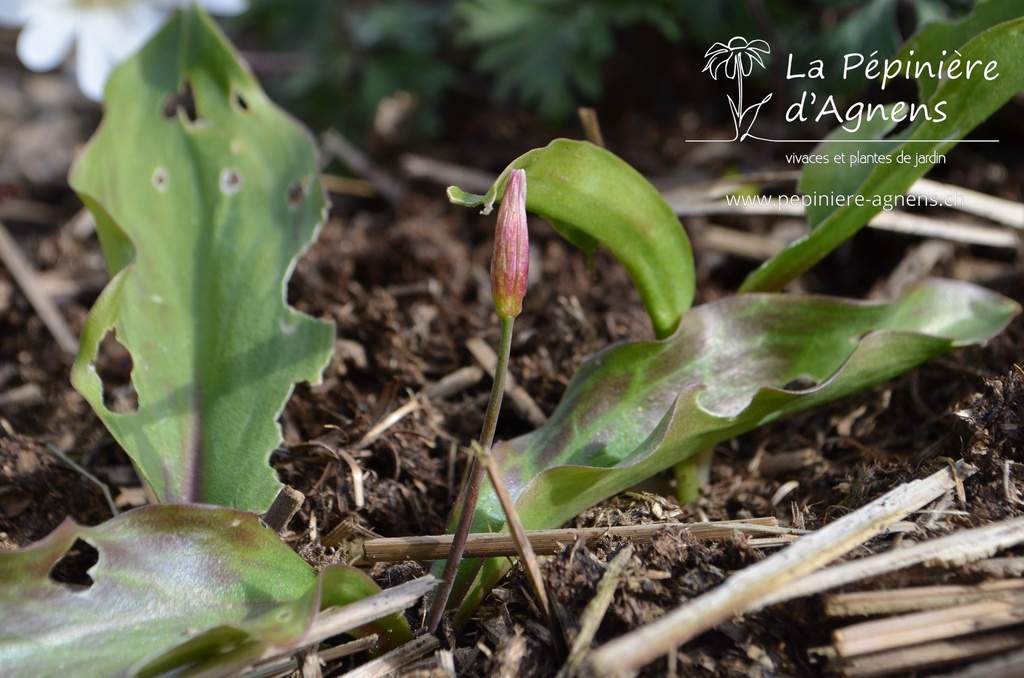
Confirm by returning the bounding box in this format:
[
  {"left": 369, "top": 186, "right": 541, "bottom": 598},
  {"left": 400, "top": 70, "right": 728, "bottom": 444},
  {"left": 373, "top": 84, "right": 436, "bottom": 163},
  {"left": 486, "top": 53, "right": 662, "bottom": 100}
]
[
  {"left": 740, "top": 15, "right": 1024, "bottom": 293},
  {"left": 449, "top": 139, "right": 694, "bottom": 338},
  {"left": 451, "top": 279, "right": 1018, "bottom": 622},
  {"left": 0, "top": 506, "right": 413, "bottom": 678},
  {"left": 69, "top": 8, "right": 334, "bottom": 511}
]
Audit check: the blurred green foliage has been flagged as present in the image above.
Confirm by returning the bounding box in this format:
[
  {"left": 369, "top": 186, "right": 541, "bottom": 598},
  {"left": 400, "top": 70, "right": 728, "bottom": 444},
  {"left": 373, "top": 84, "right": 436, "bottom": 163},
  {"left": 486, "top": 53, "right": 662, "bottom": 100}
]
[
  {"left": 455, "top": 0, "right": 682, "bottom": 121},
  {"left": 234, "top": 0, "right": 455, "bottom": 137},
  {"left": 229, "top": 0, "right": 978, "bottom": 140}
]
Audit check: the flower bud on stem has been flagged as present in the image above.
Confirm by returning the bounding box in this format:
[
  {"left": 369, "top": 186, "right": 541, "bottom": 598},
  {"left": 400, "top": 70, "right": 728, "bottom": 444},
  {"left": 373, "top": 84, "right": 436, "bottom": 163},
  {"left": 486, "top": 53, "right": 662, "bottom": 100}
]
[
  {"left": 427, "top": 170, "right": 528, "bottom": 633},
  {"left": 490, "top": 169, "right": 529, "bottom": 321}
]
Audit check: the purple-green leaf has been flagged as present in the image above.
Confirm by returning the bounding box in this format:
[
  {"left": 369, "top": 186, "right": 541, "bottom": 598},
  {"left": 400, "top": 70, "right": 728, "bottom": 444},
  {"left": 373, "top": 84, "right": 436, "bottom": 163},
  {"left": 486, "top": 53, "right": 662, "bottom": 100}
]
[
  {"left": 0, "top": 505, "right": 413, "bottom": 677},
  {"left": 452, "top": 278, "right": 1019, "bottom": 622}
]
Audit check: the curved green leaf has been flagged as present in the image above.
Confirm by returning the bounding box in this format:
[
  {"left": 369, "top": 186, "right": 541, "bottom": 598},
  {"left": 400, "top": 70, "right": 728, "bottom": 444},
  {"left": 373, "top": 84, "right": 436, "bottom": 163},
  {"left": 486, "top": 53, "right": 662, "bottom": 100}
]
[
  {"left": 449, "top": 139, "right": 694, "bottom": 338},
  {"left": 69, "top": 7, "right": 334, "bottom": 511},
  {"left": 899, "top": 0, "right": 1024, "bottom": 103},
  {"left": 740, "top": 15, "right": 1024, "bottom": 293},
  {"left": 0, "top": 506, "right": 413, "bottom": 678},
  {"left": 452, "top": 279, "right": 1019, "bottom": 622}
]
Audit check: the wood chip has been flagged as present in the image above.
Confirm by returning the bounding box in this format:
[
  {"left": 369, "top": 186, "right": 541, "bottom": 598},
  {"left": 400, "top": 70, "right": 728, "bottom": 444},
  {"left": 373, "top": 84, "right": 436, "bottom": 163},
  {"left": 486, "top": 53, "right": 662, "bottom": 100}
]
[{"left": 261, "top": 485, "right": 305, "bottom": 534}]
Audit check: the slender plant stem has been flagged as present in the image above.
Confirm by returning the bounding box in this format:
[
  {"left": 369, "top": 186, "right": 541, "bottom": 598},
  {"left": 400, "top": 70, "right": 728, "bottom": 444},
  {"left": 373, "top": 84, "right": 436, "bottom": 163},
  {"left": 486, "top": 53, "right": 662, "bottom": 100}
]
[
  {"left": 480, "top": 317, "right": 514, "bottom": 451},
  {"left": 674, "top": 447, "right": 714, "bottom": 504},
  {"left": 426, "top": 316, "right": 515, "bottom": 633}
]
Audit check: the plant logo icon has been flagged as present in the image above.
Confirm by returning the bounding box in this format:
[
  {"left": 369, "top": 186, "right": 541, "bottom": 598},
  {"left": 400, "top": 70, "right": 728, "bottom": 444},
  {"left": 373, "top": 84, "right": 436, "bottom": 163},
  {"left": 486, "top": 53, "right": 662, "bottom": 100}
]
[{"left": 702, "top": 37, "right": 773, "bottom": 141}]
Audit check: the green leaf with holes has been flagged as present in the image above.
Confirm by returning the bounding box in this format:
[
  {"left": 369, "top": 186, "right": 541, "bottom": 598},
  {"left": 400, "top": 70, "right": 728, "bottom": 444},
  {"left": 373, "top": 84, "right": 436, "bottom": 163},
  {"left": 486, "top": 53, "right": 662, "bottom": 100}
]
[
  {"left": 0, "top": 505, "right": 414, "bottom": 678},
  {"left": 69, "top": 7, "right": 333, "bottom": 511}
]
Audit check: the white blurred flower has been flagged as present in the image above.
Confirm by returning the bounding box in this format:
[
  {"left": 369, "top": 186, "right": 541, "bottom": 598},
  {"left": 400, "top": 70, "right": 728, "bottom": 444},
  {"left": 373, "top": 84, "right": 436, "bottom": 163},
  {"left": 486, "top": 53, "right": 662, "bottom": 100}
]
[{"left": 0, "top": 0, "right": 248, "bottom": 101}]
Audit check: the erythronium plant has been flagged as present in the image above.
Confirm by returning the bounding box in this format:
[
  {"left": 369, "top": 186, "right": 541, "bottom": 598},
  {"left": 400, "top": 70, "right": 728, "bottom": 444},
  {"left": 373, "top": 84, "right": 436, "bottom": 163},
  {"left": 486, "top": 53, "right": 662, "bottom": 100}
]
[
  {"left": 427, "top": 169, "right": 531, "bottom": 633},
  {"left": 441, "top": 77, "right": 1021, "bottom": 625},
  {"left": 0, "top": 6, "right": 416, "bottom": 675},
  {"left": 435, "top": 4, "right": 1024, "bottom": 623},
  {"left": 0, "top": 2, "right": 1017, "bottom": 669}
]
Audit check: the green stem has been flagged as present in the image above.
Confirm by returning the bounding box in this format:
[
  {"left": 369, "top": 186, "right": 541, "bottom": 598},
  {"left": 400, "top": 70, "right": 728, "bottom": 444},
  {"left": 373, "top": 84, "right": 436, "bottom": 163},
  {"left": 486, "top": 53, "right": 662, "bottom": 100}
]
[
  {"left": 673, "top": 447, "right": 714, "bottom": 504},
  {"left": 426, "top": 316, "right": 515, "bottom": 633}
]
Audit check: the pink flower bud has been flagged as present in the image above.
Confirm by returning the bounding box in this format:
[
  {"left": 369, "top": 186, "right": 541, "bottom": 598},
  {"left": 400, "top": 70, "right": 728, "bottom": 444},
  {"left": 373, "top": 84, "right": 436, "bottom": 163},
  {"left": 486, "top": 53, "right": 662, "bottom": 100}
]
[{"left": 490, "top": 169, "right": 529, "bottom": 319}]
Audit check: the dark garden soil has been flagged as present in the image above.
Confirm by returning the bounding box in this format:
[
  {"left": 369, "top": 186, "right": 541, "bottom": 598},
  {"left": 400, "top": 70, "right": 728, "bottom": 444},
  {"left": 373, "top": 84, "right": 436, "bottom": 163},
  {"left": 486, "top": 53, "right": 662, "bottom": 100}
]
[{"left": 2, "top": 55, "right": 1024, "bottom": 677}]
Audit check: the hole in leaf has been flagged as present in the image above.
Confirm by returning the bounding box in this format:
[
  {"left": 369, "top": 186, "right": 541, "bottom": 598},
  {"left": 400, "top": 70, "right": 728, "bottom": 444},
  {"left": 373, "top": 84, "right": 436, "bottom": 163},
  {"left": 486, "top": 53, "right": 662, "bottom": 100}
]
[
  {"left": 219, "top": 168, "right": 243, "bottom": 195},
  {"left": 98, "top": 331, "right": 138, "bottom": 413},
  {"left": 233, "top": 90, "right": 249, "bottom": 111},
  {"left": 162, "top": 81, "right": 197, "bottom": 122},
  {"left": 152, "top": 166, "right": 169, "bottom": 193},
  {"left": 48, "top": 538, "right": 98, "bottom": 589},
  {"left": 286, "top": 175, "right": 310, "bottom": 210},
  {"left": 784, "top": 375, "right": 819, "bottom": 391}
]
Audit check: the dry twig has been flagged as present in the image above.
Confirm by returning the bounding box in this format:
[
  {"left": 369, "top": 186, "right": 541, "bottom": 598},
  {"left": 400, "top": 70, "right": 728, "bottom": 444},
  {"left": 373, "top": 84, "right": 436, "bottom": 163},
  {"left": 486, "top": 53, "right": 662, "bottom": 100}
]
[
  {"left": 671, "top": 198, "right": 1017, "bottom": 249},
  {"left": 475, "top": 442, "right": 563, "bottom": 657},
  {"left": 243, "top": 636, "right": 378, "bottom": 678},
  {"left": 320, "top": 130, "right": 406, "bottom": 203},
  {"left": 817, "top": 632, "right": 1024, "bottom": 677},
  {"left": 338, "top": 634, "right": 439, "bottom": 678},
  {"left": 832, "top": 593, "right": 1024, "bottom": 658},
  {"left": 0, "top": 219, "right": 78, "bottom": 356},
  {"left": 826, "top": 579, "right": 1024, "bottom": 618},
  {"left": 759, "top": 514, "right": 1024, "bottom": 608},
  {"left": 577, "top": 108, "right": 606, "bottom": 149},
  {"left": 241, "top": 576, "right": 436, "bottom": 678},
  {"left": 582, "top": 461, "right": 976, "bottom": 677},
  {"left": 350, "top": 517, "right": 786, "bottom": 564}
]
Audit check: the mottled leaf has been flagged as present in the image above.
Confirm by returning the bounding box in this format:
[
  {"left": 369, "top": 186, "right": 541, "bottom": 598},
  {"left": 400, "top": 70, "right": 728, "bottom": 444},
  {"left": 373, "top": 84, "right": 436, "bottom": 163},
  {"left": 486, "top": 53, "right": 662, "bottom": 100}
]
[
  {"left": 452, "top": 279, "right": 1019, "bottom": 621},
  {"left": 0, "top": 505, "right": 413, "bottom": 678}
]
